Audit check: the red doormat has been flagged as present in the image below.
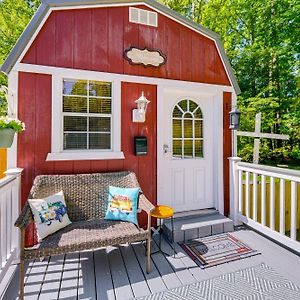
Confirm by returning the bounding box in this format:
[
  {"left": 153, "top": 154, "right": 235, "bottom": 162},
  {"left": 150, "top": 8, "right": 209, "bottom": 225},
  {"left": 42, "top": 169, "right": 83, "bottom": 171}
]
[{"left": 179, "top": 233, "right": 260, "bottom": 269}]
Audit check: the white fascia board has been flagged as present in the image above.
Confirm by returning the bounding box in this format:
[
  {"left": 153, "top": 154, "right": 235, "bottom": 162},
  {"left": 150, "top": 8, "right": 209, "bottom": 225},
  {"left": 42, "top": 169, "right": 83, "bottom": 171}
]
[{"left": 0, "top": 3, "right": 50, "bottom": 74}]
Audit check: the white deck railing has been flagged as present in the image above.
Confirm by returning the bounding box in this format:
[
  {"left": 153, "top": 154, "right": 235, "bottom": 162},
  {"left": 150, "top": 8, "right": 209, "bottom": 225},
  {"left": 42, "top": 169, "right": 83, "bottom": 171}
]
[
  {"left": 229, "top": 158, "right": 300, "bottom": 253},
  {"left": 0, "top": 168, "right": 22, "bottom": 288}
]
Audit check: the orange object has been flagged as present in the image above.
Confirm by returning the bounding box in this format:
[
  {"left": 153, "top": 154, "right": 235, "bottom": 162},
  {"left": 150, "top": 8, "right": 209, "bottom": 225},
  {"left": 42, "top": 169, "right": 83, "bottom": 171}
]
[
  {"left": 0, "top": 148, "right": 7, "bottom": 179},
  {"left": 151, "top": 205, "right": 174, "bottom": 219}
]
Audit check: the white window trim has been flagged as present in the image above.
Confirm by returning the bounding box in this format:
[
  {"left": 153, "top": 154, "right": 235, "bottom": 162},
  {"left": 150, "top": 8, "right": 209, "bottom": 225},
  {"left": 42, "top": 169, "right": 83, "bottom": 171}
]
[{"left": 46, "top": 73, "right": 124, "bottom": 161}]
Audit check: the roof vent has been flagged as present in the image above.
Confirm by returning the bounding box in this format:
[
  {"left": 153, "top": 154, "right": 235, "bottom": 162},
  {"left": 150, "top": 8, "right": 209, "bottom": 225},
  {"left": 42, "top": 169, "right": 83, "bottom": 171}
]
[{"left": 129, "top": 7, "right": 158, "bottom": 27}]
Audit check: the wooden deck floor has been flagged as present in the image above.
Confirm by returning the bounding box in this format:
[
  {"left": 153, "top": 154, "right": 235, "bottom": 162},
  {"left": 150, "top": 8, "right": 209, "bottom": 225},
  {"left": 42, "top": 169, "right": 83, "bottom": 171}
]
[{"left": 3, "top": 227, "right": 300, "bottom": 300}]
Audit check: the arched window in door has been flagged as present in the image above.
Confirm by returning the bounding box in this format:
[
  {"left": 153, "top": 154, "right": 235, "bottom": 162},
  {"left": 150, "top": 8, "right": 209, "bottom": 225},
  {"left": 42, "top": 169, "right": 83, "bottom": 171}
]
[{"left": 172, "top": 99, "right": 203, "bottom": 158}]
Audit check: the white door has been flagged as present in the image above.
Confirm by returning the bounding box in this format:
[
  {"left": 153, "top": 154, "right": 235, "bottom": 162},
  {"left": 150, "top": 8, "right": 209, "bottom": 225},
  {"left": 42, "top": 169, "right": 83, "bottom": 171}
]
[{"left": 157, "top": 88, "right": 214, "bottom": 212}]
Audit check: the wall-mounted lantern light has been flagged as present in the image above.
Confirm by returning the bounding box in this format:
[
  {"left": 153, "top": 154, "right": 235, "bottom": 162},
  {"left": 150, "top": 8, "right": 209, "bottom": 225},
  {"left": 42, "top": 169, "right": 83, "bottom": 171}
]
[
  {"left": 132, "top": 92, "right": 150, "bottom": 123},
  {"left": 229, "top": 107, "right": 241, "bottom": 130}
]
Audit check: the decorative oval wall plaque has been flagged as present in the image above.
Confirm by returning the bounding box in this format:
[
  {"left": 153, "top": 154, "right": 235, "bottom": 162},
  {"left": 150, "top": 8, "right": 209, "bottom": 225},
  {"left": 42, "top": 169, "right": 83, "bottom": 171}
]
[{"left": 124, "top": 47, "right": 166, "bottom": 67}]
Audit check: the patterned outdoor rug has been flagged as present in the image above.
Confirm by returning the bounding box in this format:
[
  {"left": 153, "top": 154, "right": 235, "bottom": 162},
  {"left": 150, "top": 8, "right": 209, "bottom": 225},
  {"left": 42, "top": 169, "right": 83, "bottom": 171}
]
[
  {"left": 136, "top": 263, "right": 300, "bottom": 300},
  {"left": 179, "top": 233, "right": 260, "bottom": 268}
]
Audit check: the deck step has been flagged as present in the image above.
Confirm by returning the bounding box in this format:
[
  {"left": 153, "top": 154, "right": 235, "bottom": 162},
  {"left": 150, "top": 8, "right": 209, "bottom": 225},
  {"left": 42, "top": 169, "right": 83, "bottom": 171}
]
[
  {"left": 173, "top": 208, "right": 218, "bottom": 219},
  {"left": 162, "top": 213, "right": 234, "bottom": 243}
]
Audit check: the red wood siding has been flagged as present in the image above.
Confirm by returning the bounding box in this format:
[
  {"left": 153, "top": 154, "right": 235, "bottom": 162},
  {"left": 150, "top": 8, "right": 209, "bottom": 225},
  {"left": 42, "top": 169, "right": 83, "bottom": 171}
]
[
  {"left": 22, "top": 5, "right": 230, "bottom": 87},
  {"left": 223, "top": 92, "right": 232, "bottom": 216},
  {"left": 18, "top": 72, "right": 157, "bottom": 246}
]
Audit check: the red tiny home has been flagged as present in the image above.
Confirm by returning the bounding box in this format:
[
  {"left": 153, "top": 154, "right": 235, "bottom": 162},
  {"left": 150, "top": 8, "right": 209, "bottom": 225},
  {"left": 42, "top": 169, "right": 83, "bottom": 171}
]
[{"left": 1, "top": 0, "right": 240, "bottom": 246}]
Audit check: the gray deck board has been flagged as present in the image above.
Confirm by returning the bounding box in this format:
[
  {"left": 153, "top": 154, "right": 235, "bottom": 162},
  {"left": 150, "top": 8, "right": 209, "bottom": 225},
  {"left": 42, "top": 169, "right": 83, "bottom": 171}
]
[
  {"left": 108, "top": 246, "right": 134, "bottom": 300},
  {"left": 78, "top": 251, "right": 96, "bottom": 300},
  {"left": 3, "top": 228, "right": 300, "bottom": 300},
  {"left": 94, "top": 248, "right": 115, "bottom": 300},
  {"left": 119, "top": 244, "right": 151, "bottom": 298},
  {"left": 149, "top": 241, "right": 182, "bottom": 289},
  {"left": 152, "top": 235, "right": 196, "bottom": 285},
  {"left": 39, "top": 255, "right": 64, "bottom": 299},
  {"left": 24, "top": 258, "right": 49, "bottom": 300},
  {"left": 232, "top": 229, "right": 300, "bottom": 285},
  {"left": 131, "top": 242, "right": 167, "bottom": 294},
  {"left": 58, "top": 252, "right": 79, "bottom": 300}
]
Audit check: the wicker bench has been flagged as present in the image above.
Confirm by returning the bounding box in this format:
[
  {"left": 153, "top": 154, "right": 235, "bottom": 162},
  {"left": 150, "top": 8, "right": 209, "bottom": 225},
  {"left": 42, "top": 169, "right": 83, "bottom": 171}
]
[{"left": 15, "top": 171, "right": 154, "bottom": 299}]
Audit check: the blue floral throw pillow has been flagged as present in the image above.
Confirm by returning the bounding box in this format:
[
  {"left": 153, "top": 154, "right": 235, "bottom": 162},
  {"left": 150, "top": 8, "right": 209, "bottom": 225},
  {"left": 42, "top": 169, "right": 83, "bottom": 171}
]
[
  {"left": 105, "top": 186, "right": 140, "bottom": 225},
  {"left": 28, "top": 191, "right": 72, "bottom": 241}
]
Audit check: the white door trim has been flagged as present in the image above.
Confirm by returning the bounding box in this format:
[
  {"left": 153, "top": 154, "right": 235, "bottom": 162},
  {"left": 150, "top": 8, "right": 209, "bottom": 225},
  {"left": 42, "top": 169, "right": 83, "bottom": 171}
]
[{"left": 157, "top": 84, "right": 224, "bottom": 214}]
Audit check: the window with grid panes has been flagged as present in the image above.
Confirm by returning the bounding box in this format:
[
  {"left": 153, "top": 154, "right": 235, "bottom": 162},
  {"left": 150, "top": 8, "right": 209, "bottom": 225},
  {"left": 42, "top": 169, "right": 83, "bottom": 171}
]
[
  {"left": 62, "top": 79, "right": 112, "bottom": 150},
  {"left": 172, "top": 99, "right": 203, "bottom": 158}
]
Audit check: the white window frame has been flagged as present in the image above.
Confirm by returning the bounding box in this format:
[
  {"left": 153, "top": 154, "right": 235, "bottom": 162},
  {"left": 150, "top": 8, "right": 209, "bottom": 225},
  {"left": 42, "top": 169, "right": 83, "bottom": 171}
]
[{"left": 46, "top": 72, "right": 124, "bottom": 161}]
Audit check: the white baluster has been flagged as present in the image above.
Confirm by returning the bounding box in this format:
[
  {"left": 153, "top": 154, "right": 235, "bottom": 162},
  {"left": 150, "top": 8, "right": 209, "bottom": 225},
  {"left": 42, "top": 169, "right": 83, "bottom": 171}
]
[
  {"left": 270, "top": 177, "right": 275, "bottom": 230},
  {"left": 261, "top": 175, "right": 266, "bottom": 226},
  {"left": 1, "top": 188, "right": 8, "bottom": 265},
  {"left": 7, "top": 188, "right": 12, "bottom": 258},
  {"left": 0, "top": 191, "right": 3, "bottom": 268},
  {"left": 245, "top": 172, "right": 250, "bottom": 217},
  {"left": 279, "top": 179, "right": 285, "bottom": 235},
  {"left": 253, "top": 173, "right": 258, "bottom": 222},
  {"left": 238, "top": 170, "right": 243, "bottom": 214},
  {"left": 290, "top": 181, "right": 297, "bottom": 240}
]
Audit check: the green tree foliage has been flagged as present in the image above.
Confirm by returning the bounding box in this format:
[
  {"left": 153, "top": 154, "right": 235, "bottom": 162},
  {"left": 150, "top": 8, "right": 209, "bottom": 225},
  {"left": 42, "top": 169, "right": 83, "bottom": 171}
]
[
  {"left": 161, "top": 0, "right": 300, "bottom": 166},
  {"left": 0, "top": 0, "right": 40, "bottom": 115}
]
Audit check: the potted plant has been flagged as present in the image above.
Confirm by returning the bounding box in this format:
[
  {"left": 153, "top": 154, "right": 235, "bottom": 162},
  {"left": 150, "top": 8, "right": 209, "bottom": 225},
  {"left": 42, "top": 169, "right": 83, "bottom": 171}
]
[{"left": 0, "top": 116, "right": 25, "bottom": 148}]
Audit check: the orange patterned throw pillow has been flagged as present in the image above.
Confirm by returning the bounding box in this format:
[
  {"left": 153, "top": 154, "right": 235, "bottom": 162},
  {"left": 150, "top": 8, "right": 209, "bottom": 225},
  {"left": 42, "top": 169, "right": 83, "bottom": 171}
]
[{"left": 105, "top": 186, "right": 140, "bottom": 225}]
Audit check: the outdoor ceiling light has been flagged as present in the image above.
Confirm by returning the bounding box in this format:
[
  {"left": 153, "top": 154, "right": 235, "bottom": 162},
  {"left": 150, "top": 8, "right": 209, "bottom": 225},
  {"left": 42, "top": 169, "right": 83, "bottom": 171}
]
[
  {"left": 132, "top": 92, "right": 150, "bottom": 123},
  {"left": 229, "top": 107, "right": 241, "bottom": 130}
]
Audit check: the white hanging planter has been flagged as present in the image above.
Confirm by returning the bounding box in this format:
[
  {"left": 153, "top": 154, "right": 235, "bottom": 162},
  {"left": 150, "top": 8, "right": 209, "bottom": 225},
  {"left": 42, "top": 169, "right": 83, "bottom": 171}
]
[
  {"left": 0, "top": 116, "right": 25, "bottom": 149},
  {"left": 0, "top": 128, "right": 16, "bottom": 148}
]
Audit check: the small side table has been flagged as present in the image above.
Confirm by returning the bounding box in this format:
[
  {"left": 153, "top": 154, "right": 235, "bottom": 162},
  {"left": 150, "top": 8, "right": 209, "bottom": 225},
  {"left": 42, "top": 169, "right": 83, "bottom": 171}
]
[{"left": 150, "top": 205, "right": 175, "bottom": 257}]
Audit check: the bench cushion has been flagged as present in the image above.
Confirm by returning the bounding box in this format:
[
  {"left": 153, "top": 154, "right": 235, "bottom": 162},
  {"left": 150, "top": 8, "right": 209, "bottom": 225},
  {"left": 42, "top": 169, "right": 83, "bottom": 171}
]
[{"left": 24, "top": 219, "right": 148, "bottom": 259}]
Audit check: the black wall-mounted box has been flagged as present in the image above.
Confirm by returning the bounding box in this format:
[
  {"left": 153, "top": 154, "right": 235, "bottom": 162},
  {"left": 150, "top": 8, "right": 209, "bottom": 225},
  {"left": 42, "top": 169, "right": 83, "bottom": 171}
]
[{"left": 134, "top": 136, "right": 147, "bottom": 156}]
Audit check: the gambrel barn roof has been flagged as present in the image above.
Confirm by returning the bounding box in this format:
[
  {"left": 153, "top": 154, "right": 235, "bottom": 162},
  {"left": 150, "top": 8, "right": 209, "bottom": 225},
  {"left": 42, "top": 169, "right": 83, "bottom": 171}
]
[{"left": 1, "top": 0, "right": 240, "bottom": 94}]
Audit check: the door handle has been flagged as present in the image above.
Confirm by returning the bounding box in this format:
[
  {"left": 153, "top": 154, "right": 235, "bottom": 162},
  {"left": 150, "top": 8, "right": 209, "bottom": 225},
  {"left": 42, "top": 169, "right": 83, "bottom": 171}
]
[{"left": 163, "top": 144, "right": 169, "bottom": 154}]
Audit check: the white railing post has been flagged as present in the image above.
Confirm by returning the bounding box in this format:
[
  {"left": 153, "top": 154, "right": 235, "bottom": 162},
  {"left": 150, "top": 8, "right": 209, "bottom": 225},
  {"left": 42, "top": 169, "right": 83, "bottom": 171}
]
[
  {"left": 229, "top": 157, "right": 242, "bottom": 226},
  {"left": 0, "top": 168, "right": 23, "bottom": 292},
  {"left": 4, "top": 168, "right": 23, "bottom": 261}
]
